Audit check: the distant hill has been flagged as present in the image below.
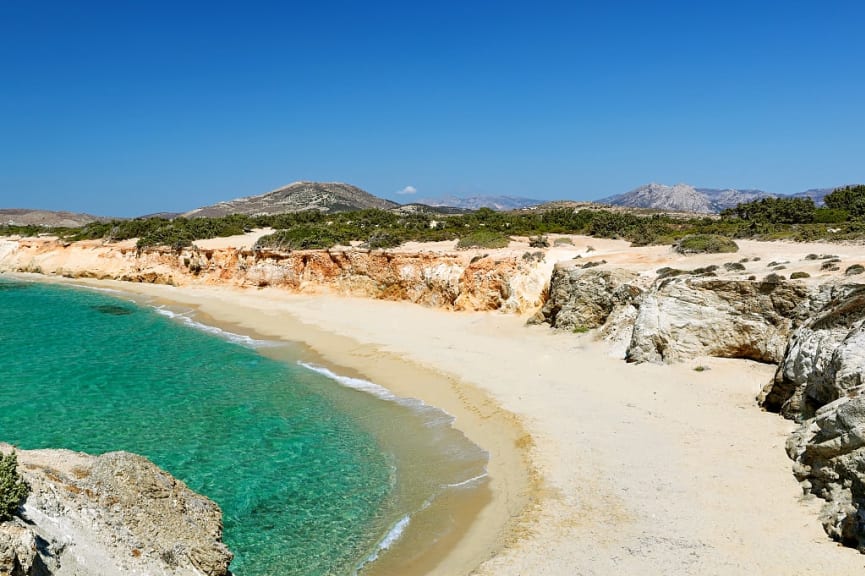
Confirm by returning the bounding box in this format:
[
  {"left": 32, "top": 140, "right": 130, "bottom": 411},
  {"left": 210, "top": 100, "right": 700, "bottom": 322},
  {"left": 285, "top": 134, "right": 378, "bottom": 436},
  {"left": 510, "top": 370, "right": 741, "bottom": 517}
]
[
  {"left": 183, "top": 181, "right": 398, "bottom": 218},
  {"left": 389, "top": 203, "right": 472, "bottom": 215},
  {"left": 415, "top": 195, "right": 543, "bottom": 211},
  {"left": 0, "top": 208, "right": 104, "bottom": 228},
  {"left": 790, "top": 188, "right": 835, "bottom": 205},
  {"left": 600, "top": 183, "right": 848, "bottom": 213}
]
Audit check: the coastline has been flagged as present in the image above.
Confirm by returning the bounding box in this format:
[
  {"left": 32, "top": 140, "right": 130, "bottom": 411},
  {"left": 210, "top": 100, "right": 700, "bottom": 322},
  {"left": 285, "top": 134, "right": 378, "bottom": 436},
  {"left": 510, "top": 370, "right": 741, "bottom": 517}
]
[
  {"left": 7, "top": 272, "right": 534, "bottom": 576},
  {"left": 7, "top": 270, "right": 865, "bottom": 574}
]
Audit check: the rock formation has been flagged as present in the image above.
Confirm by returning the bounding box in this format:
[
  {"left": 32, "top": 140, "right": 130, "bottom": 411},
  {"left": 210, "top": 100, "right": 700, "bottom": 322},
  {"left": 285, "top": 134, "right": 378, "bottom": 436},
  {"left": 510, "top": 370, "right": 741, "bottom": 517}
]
[
  {"left": 0, "top": 238, "right": 549, "bottom": 314},
  {"left": 0, "top": 445, "right": 232, "bottom": 576},
  {"left": 528, "top": 266, "right": 642, "bottom": 330}
]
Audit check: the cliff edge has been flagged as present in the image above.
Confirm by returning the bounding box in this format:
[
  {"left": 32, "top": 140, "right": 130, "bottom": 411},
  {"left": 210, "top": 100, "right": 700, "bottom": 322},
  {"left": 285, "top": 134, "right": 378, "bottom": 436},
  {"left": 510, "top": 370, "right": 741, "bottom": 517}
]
[{"left": 0, "top": 444, "right": 232, "bottom": 576}]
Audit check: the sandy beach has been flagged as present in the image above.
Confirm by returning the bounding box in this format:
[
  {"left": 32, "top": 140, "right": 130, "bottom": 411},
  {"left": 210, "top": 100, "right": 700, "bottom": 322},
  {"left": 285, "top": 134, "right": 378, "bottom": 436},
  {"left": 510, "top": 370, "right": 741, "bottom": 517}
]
[
  {"left": 19, "top": 271, "right": 859, "bottom": 575},
  {"left": 5, "top": 235, "right": 865, "bottom": 574}
]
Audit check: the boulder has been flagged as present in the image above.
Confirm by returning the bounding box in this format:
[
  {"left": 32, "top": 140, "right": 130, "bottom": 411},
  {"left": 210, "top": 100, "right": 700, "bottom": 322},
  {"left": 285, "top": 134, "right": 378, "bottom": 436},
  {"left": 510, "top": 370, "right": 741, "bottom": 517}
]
[
  {"left": 626, "top": 277, "right": 813, "bottom": 363},
  {"left": 529, "top": 265, "right": 642, "bottom": 330}
]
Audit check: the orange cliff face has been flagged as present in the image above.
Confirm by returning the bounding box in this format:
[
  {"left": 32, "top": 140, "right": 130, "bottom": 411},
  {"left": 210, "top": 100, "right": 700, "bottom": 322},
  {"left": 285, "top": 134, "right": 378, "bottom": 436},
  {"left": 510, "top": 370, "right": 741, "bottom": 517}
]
[{"left": 0, "top": 237, "right": 551, "bottom": 314}]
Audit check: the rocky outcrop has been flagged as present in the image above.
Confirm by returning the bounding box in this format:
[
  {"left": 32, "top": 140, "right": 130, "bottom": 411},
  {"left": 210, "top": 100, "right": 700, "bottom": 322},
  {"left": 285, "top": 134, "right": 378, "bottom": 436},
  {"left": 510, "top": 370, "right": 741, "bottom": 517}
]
[
  {"left": 753, "top": 290, "right": 865, "bottom": 551},
  {"left": 759, "top": 285, "right": 865, "bottom": 418},
  {"left": 528, "top": 266, "right": 642, "bottom": 330},
  {"left": 0, "top": 239, "right": 549, "bottom": 313},
  {"left": 0, "top": 445, "right": 232, "bottom": 576},
  {"left": 531, "top": 263, "right": 818, "bottom": 364},
  {"left": 787, "top": 395, "right": 865, "bottom": 551},
  {"left": 626, "top": 277, "right": 814, "bottom": 363}
]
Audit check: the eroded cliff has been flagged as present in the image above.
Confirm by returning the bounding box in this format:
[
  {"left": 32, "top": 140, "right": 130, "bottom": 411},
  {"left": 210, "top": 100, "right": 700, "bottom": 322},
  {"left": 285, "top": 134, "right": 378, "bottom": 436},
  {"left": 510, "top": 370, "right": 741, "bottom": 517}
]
[{"left": 0, "top": 238, "right": 549, "bottom": 314}]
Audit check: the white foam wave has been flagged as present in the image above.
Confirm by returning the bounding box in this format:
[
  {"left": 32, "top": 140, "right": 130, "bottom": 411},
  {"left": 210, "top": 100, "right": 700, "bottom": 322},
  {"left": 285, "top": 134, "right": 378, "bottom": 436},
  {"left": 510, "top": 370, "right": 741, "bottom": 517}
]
[
  {"left": 152, "top": 306, "right": 274, "bottom": 348},
  {"left": 353, "top": 515, "right": 411, "bottom": 575},
  {"left": 446, "top": 472, "right": 489, "bottom": 489},
  {"left": 73, "top": 284, "right": 125, "bottom": 295},
  {"left": 297, "top": 362, "right": 434, "bottom": 413}
]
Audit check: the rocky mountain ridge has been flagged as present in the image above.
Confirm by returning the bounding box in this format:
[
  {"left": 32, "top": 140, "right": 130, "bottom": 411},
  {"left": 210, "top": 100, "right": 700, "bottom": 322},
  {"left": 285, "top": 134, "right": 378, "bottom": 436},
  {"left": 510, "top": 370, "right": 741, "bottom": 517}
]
[
  {"left": 600, "top": 182, "right": 844, "bottom": 214},
  {"left": 183, "top": 181, "right": 399, "bottom": 218}
]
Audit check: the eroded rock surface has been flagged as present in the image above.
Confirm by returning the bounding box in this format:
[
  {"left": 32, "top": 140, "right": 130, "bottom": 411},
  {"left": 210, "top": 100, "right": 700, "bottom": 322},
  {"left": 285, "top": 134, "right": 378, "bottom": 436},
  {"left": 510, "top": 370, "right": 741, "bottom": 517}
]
[
  {"left": 0, "top": 445, "right": 232, "bottom": 576},
  {"left": 529, "top": 266, "right": 642, "bottom": 330},
  {"left": 626, "top": 277, "right": 813, "bottom": 363}
]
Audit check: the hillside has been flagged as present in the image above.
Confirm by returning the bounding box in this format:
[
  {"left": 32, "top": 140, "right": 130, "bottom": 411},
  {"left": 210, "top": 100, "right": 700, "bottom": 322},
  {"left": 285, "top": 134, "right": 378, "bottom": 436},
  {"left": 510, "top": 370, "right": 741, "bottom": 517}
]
[
  {"left": 0, "top": 208, "right": 103, "bottom": 228},
  {"left": 183, "top": 181, "right": 398, "bottom": 218}
]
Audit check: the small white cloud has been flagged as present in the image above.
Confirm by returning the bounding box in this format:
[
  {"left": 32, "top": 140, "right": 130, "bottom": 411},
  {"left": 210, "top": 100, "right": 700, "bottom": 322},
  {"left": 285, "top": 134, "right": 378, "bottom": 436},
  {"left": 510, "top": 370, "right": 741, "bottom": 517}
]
[{"left": 396, "top": 185, "right": 417, "bottom": 195}]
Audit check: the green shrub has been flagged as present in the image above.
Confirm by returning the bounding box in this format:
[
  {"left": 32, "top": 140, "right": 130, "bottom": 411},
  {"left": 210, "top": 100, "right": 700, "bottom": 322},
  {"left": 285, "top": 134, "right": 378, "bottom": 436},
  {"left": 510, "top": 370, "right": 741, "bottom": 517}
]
[
  {"left": 674, "top": 234, "right": 739, "bottom": 255},
  {"left": 456, "top": 230, "right": 510, "bottom": 249},
  {"left": 790, "top": 271, "right": 811, "bottom": 279},
  {"left": 845, "top": 264, "right": 865, "bottom": 276},
  {"left": 553, "top": 237, "right": 574, "bottom": 246},
  {"left": 254, "top": 225, "right": 349, "bottom": 250},
  {"left": 0, "top": 451, "right": 29, "bottom": 522},
  {"left": 528, "top": 235, "right": 550, "bottom": 248}
]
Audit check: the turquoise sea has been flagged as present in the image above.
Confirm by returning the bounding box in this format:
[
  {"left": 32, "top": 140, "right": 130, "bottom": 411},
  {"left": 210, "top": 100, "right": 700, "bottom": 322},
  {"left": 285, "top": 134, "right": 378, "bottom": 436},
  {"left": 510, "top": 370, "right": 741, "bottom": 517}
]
[{"left": 0, "top": 277, "right": 487, "bottom": 575}]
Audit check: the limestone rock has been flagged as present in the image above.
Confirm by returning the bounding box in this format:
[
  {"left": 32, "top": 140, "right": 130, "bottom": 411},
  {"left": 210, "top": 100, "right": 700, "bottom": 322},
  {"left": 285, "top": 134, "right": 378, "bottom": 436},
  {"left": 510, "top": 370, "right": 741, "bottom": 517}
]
[
  {"left": 759, "top": 286, "right": 865, "bottom": 418},
  {"left": 626, "top": 277, "right": 812, "bottom": 363},
  {"left": 529, "top": 265, "right": 641, "bottom": 330},
  {"left": 786, "top": 395, "right": 865, "bottom": 550},
  {"left": 0, "top": 445, "right": 232, "bottom": 576}
]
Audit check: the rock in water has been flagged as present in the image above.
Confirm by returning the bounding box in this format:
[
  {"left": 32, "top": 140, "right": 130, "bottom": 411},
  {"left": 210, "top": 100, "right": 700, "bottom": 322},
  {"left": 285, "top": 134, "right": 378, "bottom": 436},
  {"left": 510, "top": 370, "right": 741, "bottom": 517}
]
[{"left": 0, "top": 445, "right": 233, "bottom": 576}]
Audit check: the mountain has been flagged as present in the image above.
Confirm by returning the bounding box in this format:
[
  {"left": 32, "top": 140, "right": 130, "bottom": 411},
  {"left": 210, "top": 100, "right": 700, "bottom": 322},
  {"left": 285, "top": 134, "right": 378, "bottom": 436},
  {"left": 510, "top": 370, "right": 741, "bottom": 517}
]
[
  {"left": 0, "top": 208, "right": 104, "bottom": 228},
  {"left": 601, "top": 183, "right": 719, "bottom": 213},
  {"left": 790, "top": 188, "right": 834, "bottom": 205},
  {"left": 414, "top": 195, "right": 543, "bottom": 211},
  {"left": 601, "top": 183, "right": 848, "bottom": 214},
  {"left": 183, "top": 181, "right": 398, "bottom": 218},
  {"left": 696, "top": 188, "right": 774, "bottom": 211}
]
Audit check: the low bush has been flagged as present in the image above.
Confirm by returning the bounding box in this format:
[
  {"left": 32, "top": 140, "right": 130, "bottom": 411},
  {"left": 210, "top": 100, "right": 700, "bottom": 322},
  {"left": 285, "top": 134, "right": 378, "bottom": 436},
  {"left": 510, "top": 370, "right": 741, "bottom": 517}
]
[
  {"left": 528, "top": 235, "right": 550, "bottom": 248},
  {"left": 846, "top": 264, "right": 865, "bottom": 276},
  {"left": 790, "top": 271, "right": 811, "bottom": 279},
  {"left": 674, "top": 234, "right": 739, "bottom": 255},
  {"left": 0, "top": 451, "right": 29, "bottom": 522}
]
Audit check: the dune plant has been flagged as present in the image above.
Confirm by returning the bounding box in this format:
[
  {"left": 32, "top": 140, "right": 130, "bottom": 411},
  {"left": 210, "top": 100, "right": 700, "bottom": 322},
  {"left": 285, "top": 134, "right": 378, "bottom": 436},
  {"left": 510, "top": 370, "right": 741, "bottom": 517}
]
[{"left": 0, "top": 451, "right": 29, "bottom": 522}]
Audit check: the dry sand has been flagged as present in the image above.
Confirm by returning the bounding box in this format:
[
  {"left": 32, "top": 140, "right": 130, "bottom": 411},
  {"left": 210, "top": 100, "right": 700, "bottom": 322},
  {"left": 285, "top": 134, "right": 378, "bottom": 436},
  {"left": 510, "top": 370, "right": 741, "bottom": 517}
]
[{"left": 7, "top": 235, "right": 865, "bottom": 575}]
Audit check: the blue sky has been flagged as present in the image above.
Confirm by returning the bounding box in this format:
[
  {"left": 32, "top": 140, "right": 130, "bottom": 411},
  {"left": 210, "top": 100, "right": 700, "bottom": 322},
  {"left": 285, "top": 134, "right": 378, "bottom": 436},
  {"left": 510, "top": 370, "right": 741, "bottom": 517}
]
[{"left": 1, "top": 0, "right": 863, "bottom": 216}]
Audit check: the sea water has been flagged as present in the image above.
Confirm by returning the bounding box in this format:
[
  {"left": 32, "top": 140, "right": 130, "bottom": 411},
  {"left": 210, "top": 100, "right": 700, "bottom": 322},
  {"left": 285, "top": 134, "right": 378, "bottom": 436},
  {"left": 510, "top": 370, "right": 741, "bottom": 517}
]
[{"left": 0, "top": 277, "right": 488, "bottom": 575}]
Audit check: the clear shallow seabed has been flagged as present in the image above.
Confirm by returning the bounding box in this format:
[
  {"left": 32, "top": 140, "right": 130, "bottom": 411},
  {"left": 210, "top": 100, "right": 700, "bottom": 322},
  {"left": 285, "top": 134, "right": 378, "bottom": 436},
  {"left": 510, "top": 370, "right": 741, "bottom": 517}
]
[{"left": 0, "top": 278, "right": 488, "bottom": 575}]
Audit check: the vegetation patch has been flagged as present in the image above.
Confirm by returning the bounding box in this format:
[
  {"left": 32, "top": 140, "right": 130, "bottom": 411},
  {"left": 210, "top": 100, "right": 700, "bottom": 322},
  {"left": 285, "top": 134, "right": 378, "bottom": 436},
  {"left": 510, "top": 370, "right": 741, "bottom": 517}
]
[
  {"left": 845, "top": 264, "right": 865, "bottom": 276},
  {"left": 790, "top": 271, "right": 811, "bottom": 279},
  {"left": 528, "top": 235, "right": 550, "bottom": 248},
  {"left": 456, "top": 230, "right": 511, "bottom": 249},
  {"left": 674, "top": 234, "right": 739, "bottom": 255}
]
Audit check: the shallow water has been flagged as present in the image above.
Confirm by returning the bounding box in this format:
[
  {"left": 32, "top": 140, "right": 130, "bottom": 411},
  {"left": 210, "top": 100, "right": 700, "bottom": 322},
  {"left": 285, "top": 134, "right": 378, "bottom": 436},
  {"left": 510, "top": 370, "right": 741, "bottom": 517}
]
[{"left": 0, "top": 278, "right": 487, "bottom": 575}]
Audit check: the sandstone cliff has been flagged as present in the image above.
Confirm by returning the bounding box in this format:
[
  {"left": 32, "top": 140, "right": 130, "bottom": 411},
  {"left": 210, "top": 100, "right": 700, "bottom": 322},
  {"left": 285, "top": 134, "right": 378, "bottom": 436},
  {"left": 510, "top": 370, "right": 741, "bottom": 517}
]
[
  {"left": 0, "top": 445, "right": 232, "bottom": 576},
  {"left": 0, "top": 238, "right": 549, "bottom": 314}
]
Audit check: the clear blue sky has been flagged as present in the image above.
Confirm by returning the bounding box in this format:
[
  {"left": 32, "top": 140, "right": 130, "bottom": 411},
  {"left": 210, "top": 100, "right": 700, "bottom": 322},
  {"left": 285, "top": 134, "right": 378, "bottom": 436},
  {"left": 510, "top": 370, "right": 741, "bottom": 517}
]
[{"left": 1, "top": 0, "right": 863, "bottom": 216}]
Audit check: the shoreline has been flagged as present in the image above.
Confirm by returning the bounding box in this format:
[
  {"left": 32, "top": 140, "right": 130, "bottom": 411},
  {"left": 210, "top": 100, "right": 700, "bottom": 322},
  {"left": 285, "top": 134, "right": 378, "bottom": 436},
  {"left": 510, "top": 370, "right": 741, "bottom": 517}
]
[
  {"left": 7, "top": 272, "right": 535, "bottom": 576},
  {"left": 7, "top": 270, "right": 865, "bottom": 574}
]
